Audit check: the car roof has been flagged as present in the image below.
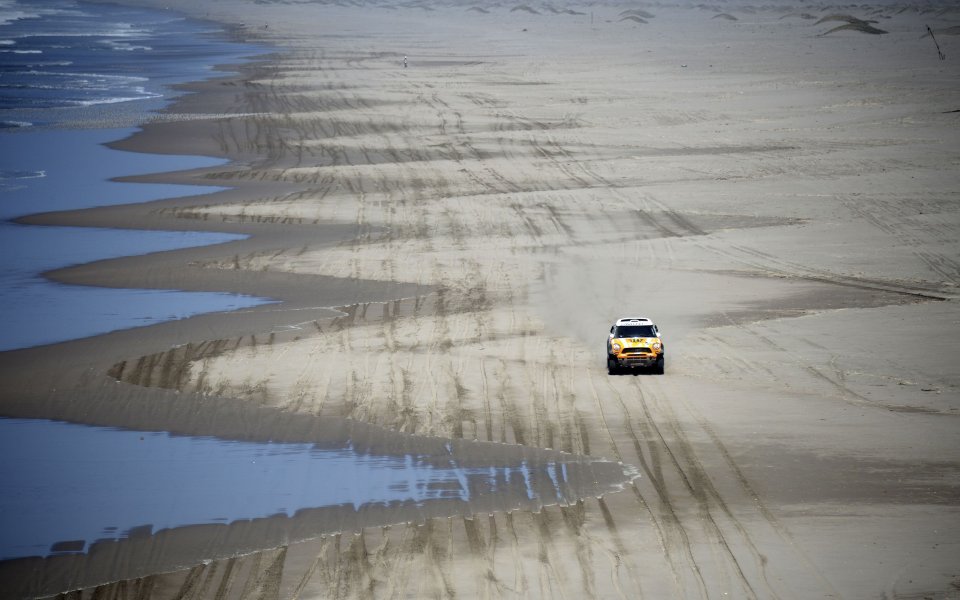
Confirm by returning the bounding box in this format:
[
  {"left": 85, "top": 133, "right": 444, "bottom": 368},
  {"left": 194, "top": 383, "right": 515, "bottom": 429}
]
[{"left": 614, "top": 317, "right": 654, "bottom": 326}]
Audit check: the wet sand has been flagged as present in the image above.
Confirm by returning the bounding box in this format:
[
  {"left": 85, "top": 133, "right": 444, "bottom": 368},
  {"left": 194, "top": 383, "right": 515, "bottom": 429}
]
[{"left": 2, "top": 0, "right": 960, "bottom": 597}]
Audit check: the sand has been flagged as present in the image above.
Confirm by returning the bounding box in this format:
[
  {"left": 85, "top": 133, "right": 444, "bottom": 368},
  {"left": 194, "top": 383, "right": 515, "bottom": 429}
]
[{"left": 2, "top": 0, "right": 959, "bottom": 597}]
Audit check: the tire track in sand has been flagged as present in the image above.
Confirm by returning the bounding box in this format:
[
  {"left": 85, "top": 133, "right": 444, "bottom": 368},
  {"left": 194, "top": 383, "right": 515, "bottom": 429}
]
[{"left": 584, "top": 368, "right": 695, "bottom": 599}]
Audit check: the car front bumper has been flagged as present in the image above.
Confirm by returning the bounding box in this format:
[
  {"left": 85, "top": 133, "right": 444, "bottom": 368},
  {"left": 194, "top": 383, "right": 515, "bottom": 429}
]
[{"left": 614, "top": 353, "right": 660, "bottom": 367}]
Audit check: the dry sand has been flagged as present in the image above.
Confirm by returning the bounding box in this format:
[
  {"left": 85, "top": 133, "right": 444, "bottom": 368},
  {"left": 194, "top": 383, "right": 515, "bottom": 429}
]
[{"left": 2, "top": 0, "right": 960, "bottom": 598}]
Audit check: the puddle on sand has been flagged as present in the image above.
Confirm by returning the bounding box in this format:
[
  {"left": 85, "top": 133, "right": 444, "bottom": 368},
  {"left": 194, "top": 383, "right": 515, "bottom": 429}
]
[{"left": 0, "top": 418, "right": 634, "bottom": 561}]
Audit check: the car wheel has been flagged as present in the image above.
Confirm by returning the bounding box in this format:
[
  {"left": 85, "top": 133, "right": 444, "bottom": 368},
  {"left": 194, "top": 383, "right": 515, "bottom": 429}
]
[
  {"left": 607, "top": 356, "right": 618, "bottom": 375},
  {"left": 654, "top": 356, "right": 665, "bottom": 375}
]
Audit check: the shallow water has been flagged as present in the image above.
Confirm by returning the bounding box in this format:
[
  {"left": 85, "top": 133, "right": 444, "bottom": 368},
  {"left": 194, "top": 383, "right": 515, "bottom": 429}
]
[
  {"left": 0, "top": 222, "right": 272, "bottom": 351},
  {"left": 0, "top": 418, "right": 572, "bottom": 560},
  {"left": 0, "top": 2, "right": 274, "bottom": 351},
  {"left": 0, "top": 128, "right": 228, "bottom": 220},
  {"left": 0, "top": 127, "right": 274, "bottom": 351}
]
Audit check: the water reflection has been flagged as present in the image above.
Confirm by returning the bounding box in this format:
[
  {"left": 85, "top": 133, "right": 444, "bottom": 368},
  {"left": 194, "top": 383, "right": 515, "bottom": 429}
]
[{"left": 0, "top": 419, "right": 595, "bottom": 560}]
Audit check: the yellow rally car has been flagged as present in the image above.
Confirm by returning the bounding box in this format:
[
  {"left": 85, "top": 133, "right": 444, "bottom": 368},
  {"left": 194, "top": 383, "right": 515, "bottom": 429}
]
[{"left": 607, "top": 317, "right": 665, "bottom": 375}]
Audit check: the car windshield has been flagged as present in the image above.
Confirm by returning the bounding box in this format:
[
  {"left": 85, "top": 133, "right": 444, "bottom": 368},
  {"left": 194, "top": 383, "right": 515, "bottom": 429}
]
[{"left": 615, "top": 325, "right": 655, "bottom": 338}]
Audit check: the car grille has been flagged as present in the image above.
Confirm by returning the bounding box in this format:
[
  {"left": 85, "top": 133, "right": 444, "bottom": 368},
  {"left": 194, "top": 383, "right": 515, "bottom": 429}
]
[{"left": 622, "top": 347, "right": 651, "bottom": 354}]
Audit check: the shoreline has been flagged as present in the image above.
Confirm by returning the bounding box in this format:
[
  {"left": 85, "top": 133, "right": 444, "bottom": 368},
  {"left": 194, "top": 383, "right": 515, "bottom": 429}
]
[
  {"left": 2, "top": 0, "right": 959, "bottom": 597},
  {"left": 0, "top": 9, "right": 640, "bottom": 594},
  {"left": 0, "top": 40, "right": 432, "bottom": 427},
  {"left": 0, "top": 12, "right": 290, "bottom": 353}
]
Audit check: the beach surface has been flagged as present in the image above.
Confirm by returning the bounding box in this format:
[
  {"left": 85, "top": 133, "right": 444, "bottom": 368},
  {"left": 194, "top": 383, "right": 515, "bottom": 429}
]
[{"left": 2, "top": 0, "right": 959, "bottom": 598}]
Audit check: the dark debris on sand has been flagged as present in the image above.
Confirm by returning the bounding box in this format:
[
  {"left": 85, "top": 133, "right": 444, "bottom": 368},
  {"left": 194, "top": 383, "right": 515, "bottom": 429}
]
[{"left": 816, "top": 14, "right": 888, "bottom": 35}]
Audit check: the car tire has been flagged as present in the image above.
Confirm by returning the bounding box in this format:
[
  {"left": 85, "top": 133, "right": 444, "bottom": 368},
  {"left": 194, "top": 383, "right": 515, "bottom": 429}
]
[
  {"left": 654, "top": 356, "right": 665, "bottom": 375},
  {"left": 607, "top": 356, "right": 618, "bottom": 375}
]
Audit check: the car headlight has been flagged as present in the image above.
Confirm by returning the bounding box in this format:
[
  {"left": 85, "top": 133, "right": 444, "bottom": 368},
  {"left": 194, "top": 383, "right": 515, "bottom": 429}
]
[
  {"left": 612, "top": 343, "right": 621, "bottom": 352},
  {"left": 653, "top": 342, "right": 662, "bottom": 350}
]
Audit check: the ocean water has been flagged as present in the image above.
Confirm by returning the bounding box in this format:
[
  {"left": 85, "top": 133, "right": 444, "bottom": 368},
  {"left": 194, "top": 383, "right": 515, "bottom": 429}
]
[
  {"left": 0, "top": 418, "right": 574, "bottom": 560},
  {"left": 0, "top": 0, "right": 258, "bottom": 127},
  {"left": 0, "top": 0, "right": 274, "bottom": 351}
]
